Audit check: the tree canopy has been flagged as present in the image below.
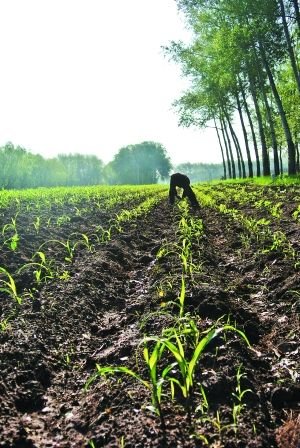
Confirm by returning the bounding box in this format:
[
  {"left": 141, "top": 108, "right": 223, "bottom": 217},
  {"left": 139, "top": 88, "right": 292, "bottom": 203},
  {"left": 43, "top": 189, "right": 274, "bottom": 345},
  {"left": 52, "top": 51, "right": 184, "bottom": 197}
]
[
  {"left": 166, "top": 0, "right": 300, "bottom": 177},
  {"left": 0, "top": 143, "right": 104, "bottom": 189},
  {"left": 0, "top": 141, "right": 172, "bottom": 189},
  {"left": 106, "top": 141, "right": 172, "bottom": 185}
]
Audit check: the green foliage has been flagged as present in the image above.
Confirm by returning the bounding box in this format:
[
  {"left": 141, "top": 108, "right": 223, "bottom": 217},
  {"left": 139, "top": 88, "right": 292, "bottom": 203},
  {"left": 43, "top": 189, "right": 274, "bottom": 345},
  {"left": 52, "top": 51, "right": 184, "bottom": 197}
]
[
  {"left": 0, "top": 267, "right": 22, "bottom": 305},
  {"left": 168, "top": 0, "right": 300, "bottom": 176},
  {"left": 85, "top": 318, "right": 250, "bottom": 427},
  {"left": 0, "top": 143, "right": 105, "bottom": 189},
  {"left": 107, "top": 141, "right": 172, "bottom": 185}
]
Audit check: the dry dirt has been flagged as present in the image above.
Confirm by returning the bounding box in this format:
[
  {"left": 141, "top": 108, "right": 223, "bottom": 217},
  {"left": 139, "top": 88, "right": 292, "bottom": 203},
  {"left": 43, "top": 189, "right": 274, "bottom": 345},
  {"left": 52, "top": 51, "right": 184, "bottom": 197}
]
[{"left": 0, "top": 184, "right": 299, "bottom": 447}]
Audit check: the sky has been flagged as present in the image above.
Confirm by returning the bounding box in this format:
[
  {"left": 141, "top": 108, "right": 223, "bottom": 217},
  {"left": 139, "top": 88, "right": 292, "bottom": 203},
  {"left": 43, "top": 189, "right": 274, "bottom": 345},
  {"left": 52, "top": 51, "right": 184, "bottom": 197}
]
[{"left": 0, "top": 0, "right": 222, "bottom": 167}]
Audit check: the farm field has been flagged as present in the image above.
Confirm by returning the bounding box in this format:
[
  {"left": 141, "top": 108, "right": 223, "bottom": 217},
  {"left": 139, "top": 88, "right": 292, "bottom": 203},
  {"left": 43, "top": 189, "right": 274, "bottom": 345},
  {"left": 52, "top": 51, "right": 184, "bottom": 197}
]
[{"left": 0, "top": 182, "right": 299, "bottom": 448}]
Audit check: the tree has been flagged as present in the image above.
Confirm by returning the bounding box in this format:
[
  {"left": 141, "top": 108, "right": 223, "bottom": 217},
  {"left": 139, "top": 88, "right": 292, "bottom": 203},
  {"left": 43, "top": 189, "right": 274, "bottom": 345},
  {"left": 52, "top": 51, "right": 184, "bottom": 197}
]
[
  {"left": 109, "top": 142, "right": 172, "bottom": 185},
  {"left": 0, "top": 143, "right": 105, "bottom": 189},
  {"left": 168, "top": 0, "right": 299, "bottom": 176},
  {"left": 57, "top": 154, "right": 104, "bottom": 186}
]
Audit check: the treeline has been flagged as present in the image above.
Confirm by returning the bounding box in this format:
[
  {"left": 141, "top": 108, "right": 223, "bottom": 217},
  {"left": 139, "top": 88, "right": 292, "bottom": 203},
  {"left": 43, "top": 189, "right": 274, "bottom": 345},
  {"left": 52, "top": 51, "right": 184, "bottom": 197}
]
[
  {"left": 0, "top": 142, "right": 171, "bottom": 189},
  {"left": 167, "top": 0, "right": 300, "bottom": 178},
  {"left": 176, "top": 162, "right": 224, "bottom": 182},
  {"left": 0, "top": 143, "right": 104, "bottom": 189}
]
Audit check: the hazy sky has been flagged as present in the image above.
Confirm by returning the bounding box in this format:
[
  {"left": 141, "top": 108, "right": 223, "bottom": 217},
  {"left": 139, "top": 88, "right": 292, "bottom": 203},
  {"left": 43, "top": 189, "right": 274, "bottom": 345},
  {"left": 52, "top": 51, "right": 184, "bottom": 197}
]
[{"left": 0, "top": 0, "right": 222, "bottom": 166}]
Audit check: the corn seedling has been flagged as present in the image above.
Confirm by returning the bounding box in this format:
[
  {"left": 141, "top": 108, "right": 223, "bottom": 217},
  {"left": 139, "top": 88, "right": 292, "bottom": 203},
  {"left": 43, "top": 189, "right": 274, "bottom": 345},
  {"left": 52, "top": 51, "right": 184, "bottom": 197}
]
[
  {"left": 79, "top": 233, "right": 94, "bottom": 252},
  {"left": 162, "top": 322, "right": 250, "bottom": 420},
  {"left": 39, "top": 239, "right": 76, "bottom": 263},
  {"left": 196, "top": 383, "right": 209, "bottom": 415},
  {"left": 0, "top": 267, "right": 22, "bottom": 305},
  {"left": 231, "top": 365, "right": 252, "bottom": 433},
  {"left": 178, "top": 275, "right": 186, "bottom": 317},
  {"left": 3, "top": 232, "right": 19, "bottom": 251},
  {"left": 0, "top": 318, "right": 11, "bottom": 332},
  {"left": 211, "top": 410, "right": 233, "bottom": 437},
  {"left": 292, "top": 205, "right": 300, "bottom": 221},
  {"left": 95, "top": 225, "right": 112, "bottom": 242},
  {"left": 2, "top": 215, "right": 18, "bottom": 236},
  {"left": 56, "top": 214, "right": 71, "bottom": 226},
  {"left": 19, "top": 251, "right": 55, "bottom": 284},
  {"left": 85, "top": 337, "right": 169, "bottom": 429},
  {"left": 2, "top": 215, "right": 19, "bottom": 251},
  {"left": 33, "top": 216, "right": 41, "bottom": 233}
]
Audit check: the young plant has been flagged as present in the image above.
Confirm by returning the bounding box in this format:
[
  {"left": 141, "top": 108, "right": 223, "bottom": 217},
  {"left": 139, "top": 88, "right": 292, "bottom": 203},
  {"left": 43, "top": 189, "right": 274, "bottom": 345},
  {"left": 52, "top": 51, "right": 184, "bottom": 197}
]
[
  {"left": 3, "top": 233, "right": 19, "bottom": 251},
  {"left": 85, "top": 337, "right": 169, "bottom": 429},
  {"left": 231, "top": 365, "right": 252, "bottom": 433},
  {"left": 161, "top": 322, "right": 251, "bottom": 421},
  {"left": 33, "top": 216, "right": 41, "bottom": 233},
  {"left": 19, "top": 251, "right": 55, "bottom": 284},
  {"left": 178, "top": 274, "right": 186, "bottom": 318},
  {"left": 0, "top": 267, "right": 22, "bottom": 304},
  {"left": 2, "top": 215, "right": 19, "bottom": 251}
]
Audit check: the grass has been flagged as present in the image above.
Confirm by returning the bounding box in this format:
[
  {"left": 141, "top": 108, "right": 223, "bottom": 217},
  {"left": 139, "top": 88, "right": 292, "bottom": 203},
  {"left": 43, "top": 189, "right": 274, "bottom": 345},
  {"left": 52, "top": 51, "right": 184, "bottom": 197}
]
[{"left": 202, "top": 174, "right": 300, "bottom": 187}]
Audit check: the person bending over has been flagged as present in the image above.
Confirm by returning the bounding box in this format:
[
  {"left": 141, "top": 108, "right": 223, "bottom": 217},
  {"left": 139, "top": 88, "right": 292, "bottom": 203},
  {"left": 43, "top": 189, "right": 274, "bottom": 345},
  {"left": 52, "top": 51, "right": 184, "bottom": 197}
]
[{"left": 169, "top": 173, "right": 200, "bottom": 208}]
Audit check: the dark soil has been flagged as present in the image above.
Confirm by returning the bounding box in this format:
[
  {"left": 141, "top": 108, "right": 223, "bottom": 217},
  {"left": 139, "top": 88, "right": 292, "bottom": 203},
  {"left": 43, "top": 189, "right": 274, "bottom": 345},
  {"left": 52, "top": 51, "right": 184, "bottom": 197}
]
[{"left": 0, "top": 184, "right": 299, "bottom": 447}]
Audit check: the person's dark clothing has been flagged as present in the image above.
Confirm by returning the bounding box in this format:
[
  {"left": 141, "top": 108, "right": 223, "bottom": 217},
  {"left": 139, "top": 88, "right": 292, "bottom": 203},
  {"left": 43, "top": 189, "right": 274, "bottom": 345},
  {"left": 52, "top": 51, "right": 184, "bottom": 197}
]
[{"left": 169, "top": 173, "right": 200, "bottom": 207}]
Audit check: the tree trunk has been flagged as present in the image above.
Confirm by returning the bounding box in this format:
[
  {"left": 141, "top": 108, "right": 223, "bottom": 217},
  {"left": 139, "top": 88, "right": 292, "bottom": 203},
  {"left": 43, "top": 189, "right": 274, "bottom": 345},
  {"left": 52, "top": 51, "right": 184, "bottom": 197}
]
[
  {"left": 248, "top": 71, "right": 270, "bottom": 176},
  {"left": 220, "top": 120, "right": 232, "bottom": 179},
  {"left": 279, "top": 146, "right": 283, "bottom": 176},
  {"left": 296, "top": 141, "right": 300, "bottom": 172},
  {"left": 225, "top": 111, "right": 247, "bottom": 178},
  {"left": 235, "top": 89, "right": 253, "bottom": 177},
  {"left": 278, "top": 0, "right": 300, "bottom": 94},
  {"left": 222, "top": 106, "right": 245, "bottom": 178},
  {"left": 221, "top": 115, "right": 235, "bottom": 179},
  {"left": 260, "top": 79, "right": 280, "bottom": 176},
  {"left": 232, "top": 130, "right": 247, "bottom": 178},
  {"left": 259, "top": 41, "right": 296, "bottom": 175},
  {"left": 223, "top": 109, "right": 242, "bottom": 177},
  {"left": 292, "top": 0, "right": 300, "bottom": 33},
  {"left": 214, "top": 117, "right": 227, "bottom": 179},
  {"left": 240, "top": 80, "right": 261, "bottom": 176}
]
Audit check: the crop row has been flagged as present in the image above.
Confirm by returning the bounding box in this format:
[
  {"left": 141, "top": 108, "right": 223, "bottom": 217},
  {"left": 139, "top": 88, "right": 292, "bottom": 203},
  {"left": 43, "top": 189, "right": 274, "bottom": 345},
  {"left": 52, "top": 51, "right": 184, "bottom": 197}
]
[
  {"left": 195, "top": 185, "right": 300, "bottom": 269},
  {"left": 0, "top": 185, "right": 168, "bottom": 330},
  {"left": 85, "top": 197, "right": 252, "bottom": 444}
]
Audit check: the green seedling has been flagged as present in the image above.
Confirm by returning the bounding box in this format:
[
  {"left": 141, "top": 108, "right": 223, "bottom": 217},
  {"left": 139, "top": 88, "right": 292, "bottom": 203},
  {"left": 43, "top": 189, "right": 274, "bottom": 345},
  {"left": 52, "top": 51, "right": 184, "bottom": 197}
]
[
  {"left": 33, "top": 216, "right": 41, "bottom": 233},
  {"left": 178, "top": 275, "right": 186, "bottom": 317},
  {"left": 231, "top": 365, "right": 252, "bottom": 433},
  {"left": 85, "top": 337, "right": 170, "bottom": 429},
  {"left": 0, "top": 267, "right": 22, "bottom": 304},
  {"left": 2, "top": 215, "right": 19, "bottom": 251},
  {"left": 195, "top": 383, "right": 209, "bottom": 416},
  {"left": 56, "top": 214, "right": 71, "bottom": 226},
  {"left": 78, "top": 233, "right": 94, "bottom": 252},
  {"left": 39, "top": 239, "right": 76, "bottom": 263},
  {"left": 98, "top": 226, "right": 112, "bottom": 242},
  {"left": 3, "top": 233, "right": 19, "bottom": 251},
  {"left": 161, "top": 322, "right": 250, "bottom": 421},
  {"left": 2, "top": 215, "right": 18, "bottom": 235},
  {"left": 19, "top": 251, "right": 55, "bottom": 284},
  {"left": 0, "top": 318, "right": 11, "bottom": 332}
]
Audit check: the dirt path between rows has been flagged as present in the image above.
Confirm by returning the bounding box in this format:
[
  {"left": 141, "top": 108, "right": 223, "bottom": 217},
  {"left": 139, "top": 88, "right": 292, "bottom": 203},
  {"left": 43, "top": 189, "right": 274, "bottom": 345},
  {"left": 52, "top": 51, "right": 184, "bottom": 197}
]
[{"left": 0, "top": 188, "right": 299, "bottom": 447}]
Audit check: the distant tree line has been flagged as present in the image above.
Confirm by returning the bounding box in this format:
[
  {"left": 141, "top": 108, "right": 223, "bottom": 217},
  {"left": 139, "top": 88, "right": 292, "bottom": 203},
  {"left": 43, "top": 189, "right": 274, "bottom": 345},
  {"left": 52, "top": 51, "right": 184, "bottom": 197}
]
[
  {"left": 0, "top": 142, "right": 104, "bottom": 189},
  {"left": 3, "top": 141, "right": 261, "bottom": 190},
  {"left": 175, "top": 162, "right": 225, "bottom": 182},
  {"left": 166, "top": 0, "right": 300, "bottom": 178},
  {"left": 176, "top": 157, "right": 289, "bottom": 183},
  {"left": 0, "top": 141, "right": 172, "bottom": 189}
]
